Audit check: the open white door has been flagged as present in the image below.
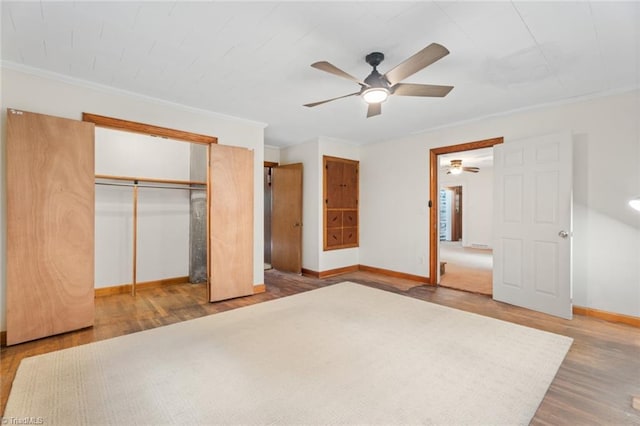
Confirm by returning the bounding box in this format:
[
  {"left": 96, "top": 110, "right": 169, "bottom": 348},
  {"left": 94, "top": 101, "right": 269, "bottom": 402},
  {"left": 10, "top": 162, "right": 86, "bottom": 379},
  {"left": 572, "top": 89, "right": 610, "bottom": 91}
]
[{"left": 493, "top": 132, "right": 573, "bottom": 319}]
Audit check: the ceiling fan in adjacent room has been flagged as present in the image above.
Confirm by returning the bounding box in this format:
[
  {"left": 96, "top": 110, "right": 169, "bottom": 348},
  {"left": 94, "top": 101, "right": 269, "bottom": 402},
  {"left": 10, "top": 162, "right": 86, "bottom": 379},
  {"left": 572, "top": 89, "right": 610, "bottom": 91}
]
[
  {"left": 304, "top": 43, "right": 454, "bottom": 118},
  {"left": 447, "top": 159, "right": 479, "bottom": 175}
]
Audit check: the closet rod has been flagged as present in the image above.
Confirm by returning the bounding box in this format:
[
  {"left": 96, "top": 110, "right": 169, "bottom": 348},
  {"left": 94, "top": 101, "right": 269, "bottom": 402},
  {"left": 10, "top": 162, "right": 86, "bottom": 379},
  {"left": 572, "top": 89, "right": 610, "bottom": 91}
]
[
  {"left": 95, "top": 182, "right": 205, "bottom": 191},
  {"left": 96, "top": 174, "right": 206, "bottom": 186}
]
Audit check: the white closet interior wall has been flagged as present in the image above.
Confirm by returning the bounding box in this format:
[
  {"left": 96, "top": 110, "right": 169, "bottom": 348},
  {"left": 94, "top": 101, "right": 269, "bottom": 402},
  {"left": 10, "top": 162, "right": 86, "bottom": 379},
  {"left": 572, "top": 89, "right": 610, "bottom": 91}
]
[{"left": 94, "top": 127, "right": 198, "bottom": 288}]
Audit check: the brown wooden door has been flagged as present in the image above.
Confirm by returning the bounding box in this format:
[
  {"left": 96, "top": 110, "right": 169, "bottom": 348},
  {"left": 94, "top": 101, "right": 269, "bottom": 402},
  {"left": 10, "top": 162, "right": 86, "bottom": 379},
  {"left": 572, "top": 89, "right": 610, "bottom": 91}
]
[
  {"left": 450, "top": 186, "right": 462, "bottom": 241},
  {"left": 271, "top": 163, "right": 303, "bottom": 273},
  {"left": 6, "top": 109, "right": 95, "bottom": 345},
  {"left": 209, "top": 144, "right": 254, "bottom": 301}
]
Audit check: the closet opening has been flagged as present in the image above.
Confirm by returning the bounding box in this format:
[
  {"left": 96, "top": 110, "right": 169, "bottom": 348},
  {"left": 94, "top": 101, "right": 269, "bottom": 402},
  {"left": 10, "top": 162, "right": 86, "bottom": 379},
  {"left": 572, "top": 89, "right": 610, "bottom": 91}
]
[{"left": 85, "top": 113, "right": 215, "bottom": 300}]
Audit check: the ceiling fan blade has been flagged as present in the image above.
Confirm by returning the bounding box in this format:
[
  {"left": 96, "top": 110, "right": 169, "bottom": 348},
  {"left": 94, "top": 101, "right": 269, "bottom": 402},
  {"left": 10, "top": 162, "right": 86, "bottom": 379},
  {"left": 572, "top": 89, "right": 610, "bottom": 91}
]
[
  {"left": 384, "top": 43, "right": 450, "bottom": 85},
  {"left": 463, "top": 167, "right": 480, "bottom": 173},
  {"left": 304, "top": 92, "right": 360, "bottom": 108},
  {"left": 311, "top": 61, "right": 367, "bottom": 86},
  {"left": 392, "top": 83, "right": 454, "bottom": 97},
  {"left": 367, "top": 103, "right": 381, "bottom": 118}
]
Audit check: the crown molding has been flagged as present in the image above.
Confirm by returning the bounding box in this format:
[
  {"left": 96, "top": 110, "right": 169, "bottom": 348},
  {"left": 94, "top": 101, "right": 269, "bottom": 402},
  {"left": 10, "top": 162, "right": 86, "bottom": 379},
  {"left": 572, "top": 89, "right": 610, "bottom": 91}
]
[
  {"left": 410, "top": 85, "right": 640, "bottom": 138},
  {"left": 1, "top": 61, "right": 268, "bottom": 129}
]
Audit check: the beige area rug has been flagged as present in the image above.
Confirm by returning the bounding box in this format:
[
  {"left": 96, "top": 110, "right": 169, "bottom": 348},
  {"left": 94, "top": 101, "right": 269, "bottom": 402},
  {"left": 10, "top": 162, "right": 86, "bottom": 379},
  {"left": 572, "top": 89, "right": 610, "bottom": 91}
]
[{"left": 5, "top": 282, "right": 572, "bottom": 425}]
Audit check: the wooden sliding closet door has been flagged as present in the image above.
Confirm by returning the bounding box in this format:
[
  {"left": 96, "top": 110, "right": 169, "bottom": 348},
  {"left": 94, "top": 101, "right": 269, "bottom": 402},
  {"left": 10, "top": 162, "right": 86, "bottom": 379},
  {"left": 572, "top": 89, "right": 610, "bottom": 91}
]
[
  {"left": 6, "top": 109, "right": 95, "bottom": 345},
  {"left": 209, "top": 144, "right": 254, "bottom": 301}
]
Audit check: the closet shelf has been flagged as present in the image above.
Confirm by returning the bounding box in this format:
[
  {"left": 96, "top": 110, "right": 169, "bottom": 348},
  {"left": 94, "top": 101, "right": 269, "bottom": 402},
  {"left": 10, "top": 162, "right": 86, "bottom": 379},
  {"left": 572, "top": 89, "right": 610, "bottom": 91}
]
[{"left": 95, "top": 174, "right": 206, "bottom": 186}]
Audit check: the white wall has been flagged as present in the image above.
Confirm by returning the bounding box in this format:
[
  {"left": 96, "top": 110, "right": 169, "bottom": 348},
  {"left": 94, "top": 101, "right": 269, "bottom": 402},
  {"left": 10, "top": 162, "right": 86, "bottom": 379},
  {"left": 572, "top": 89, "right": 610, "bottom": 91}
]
[
  {"left": 0, "top": 66, "right": 266, "bottom": 331},
  {"left": 264, "top": 145, "right": 281, "bottom": 164},
  {"left": 280, "top": 137, "right": 360, "bottom": 272},
  {"left": 136, "top": 188, "right": 190, "bottom": 283},
  {"left": 440, "top": 166, "right": 494, "bottom": 248},
  {"left": 95, "top": 127, "right": 191, "bottom": 180},
  {"left": 95, "top": 186, "right": 134, "bottom": 287},
  {"left": 95, "top": 127, "right": 193, "bottom": 288},
  {"left": 361, "top": 90, "right": 640, "bottom": 317},
  {"left": 360, "top": 140, "right": 430, "bottom": 276},
  {"left": 280, "top": 139, "right": 320, "bottom": 271}
]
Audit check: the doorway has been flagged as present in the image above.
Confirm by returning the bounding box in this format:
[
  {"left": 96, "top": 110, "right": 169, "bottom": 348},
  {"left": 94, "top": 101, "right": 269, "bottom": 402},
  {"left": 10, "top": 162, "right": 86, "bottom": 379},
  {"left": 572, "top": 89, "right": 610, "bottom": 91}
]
[
  {"left": 264, "top": 163, "right": 277, "bottom": 270},
  {"left": 440, "top": 186, "right": 462, "bottom": 242},
  {"left": 429, "top": 137, "right": 504, "bottom": 295},
  {"left": 264, "top": 162, "right": 303, "bottom": 274}
]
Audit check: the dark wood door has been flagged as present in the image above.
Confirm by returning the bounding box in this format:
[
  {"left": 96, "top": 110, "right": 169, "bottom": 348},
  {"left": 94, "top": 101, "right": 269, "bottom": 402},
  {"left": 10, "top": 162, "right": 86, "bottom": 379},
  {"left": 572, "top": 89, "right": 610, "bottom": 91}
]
[
  {"left": 6, "top": 109, "right": 95, "bottom": 345},
  {"left": 271, "top": 163, "right": 303, "bottom": 273},
  {"left": 447, "top": 186, "right": 463, "bottom": 241}
]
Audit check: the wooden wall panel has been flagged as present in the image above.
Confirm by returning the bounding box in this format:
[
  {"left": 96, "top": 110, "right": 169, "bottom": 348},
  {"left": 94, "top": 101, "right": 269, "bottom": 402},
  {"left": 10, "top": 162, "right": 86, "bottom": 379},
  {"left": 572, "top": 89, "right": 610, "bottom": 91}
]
[
  {"left": 209, "top": 144, "right": 254, "bottom": 301},
  {"left": 323, "top": 156, "right": 359, "bottom": 250},
  {"left": 6, "top": 109, "right": 95, "bottom": 345},
  {"left": 343, "top": 210, "right": 358, "bottom": 227},
  {"left": 326, "top": 211, "right": 342, "bottom": 228},
  {"left": 342, "top": 162, "right": 358, "bottom": 209},
  {"left": 325, "top": 160, "right": 344, "bottom": 208}
]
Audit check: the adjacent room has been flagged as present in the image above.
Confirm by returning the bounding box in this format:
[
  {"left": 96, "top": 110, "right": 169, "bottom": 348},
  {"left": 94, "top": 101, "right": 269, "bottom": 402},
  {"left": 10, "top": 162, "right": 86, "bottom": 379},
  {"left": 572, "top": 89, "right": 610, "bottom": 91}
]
[
  {"left": 1, "top": 1, "right": 639, "bottom": 425},
  {"left": 438, "top": 148, "right": 494, "bottom": 295}
]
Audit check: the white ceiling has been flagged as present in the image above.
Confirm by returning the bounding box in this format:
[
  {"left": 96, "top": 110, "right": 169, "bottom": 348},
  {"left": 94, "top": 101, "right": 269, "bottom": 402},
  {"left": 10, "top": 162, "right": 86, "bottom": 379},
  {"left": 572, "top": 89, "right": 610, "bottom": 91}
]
[
  {"left": 439, "top": 147, "right": 494, "bottom": 169},
  {"left": 2, "top": 1, "right": 639, "bottom": 147}
]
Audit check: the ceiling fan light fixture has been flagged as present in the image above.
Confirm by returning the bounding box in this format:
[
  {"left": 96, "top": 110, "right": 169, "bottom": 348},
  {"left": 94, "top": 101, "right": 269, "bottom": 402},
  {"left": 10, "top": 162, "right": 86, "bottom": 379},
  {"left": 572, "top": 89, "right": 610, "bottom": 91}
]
[
  {"left": 449, "top": 159, "right": 463, "bottom": 175},
  {"left": 362, "top": 88, "right": 389, "bottom": 104},
  {"left": 629, "top": 196, "right": 640, "bottom": 212}
]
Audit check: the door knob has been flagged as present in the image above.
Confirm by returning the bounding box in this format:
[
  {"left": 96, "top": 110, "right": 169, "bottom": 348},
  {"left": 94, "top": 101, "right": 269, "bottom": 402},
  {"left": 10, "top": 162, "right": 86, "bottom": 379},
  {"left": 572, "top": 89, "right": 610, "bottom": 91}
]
[{"left": 558, "top": 230, "right": 569, "bottom": 239}]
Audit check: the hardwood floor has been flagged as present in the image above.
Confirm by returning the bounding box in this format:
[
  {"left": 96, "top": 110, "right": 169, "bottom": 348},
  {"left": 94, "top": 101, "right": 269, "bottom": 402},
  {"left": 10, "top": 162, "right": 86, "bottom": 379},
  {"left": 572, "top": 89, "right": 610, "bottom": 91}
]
[
  {"left": 1, "top": 270, "right": 639, "bottom": 424},
  {"left": 439, "top": 262, "right": 493, "bottom": 295},
  {"left": 440, "top": 241, "right": 493, "bottom": 295}
]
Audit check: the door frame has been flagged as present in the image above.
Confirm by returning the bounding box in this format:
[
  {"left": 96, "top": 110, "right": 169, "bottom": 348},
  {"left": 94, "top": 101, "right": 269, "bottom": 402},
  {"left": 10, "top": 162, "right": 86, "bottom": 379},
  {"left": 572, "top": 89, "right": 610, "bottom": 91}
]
[
  {"left": 83, "top": 113, "right": 218, "bottom": 298},
  {"left": 428, "top": 137, "right": 504, "bottom": 285}
]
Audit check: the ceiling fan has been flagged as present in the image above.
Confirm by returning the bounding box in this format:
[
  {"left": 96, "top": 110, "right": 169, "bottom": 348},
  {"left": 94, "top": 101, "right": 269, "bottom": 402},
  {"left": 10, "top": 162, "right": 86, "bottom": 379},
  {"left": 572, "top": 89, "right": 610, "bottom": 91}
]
[
  {"left": 304, "top": 43, "right": 454, "bottom": 118},
  {"left": 447, "top": 159, "right": 479, "bottom": 175}
]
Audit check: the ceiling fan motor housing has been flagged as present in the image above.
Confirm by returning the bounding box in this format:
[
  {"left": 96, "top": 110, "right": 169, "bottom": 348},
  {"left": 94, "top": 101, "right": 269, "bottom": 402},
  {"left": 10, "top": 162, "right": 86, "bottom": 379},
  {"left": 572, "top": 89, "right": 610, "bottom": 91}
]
[
  {"left": 364, "top": 52, "right": 390, "bottom": 89},
  {"left": 365, "top": 52, "right": 385, "bottom": 67}
]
